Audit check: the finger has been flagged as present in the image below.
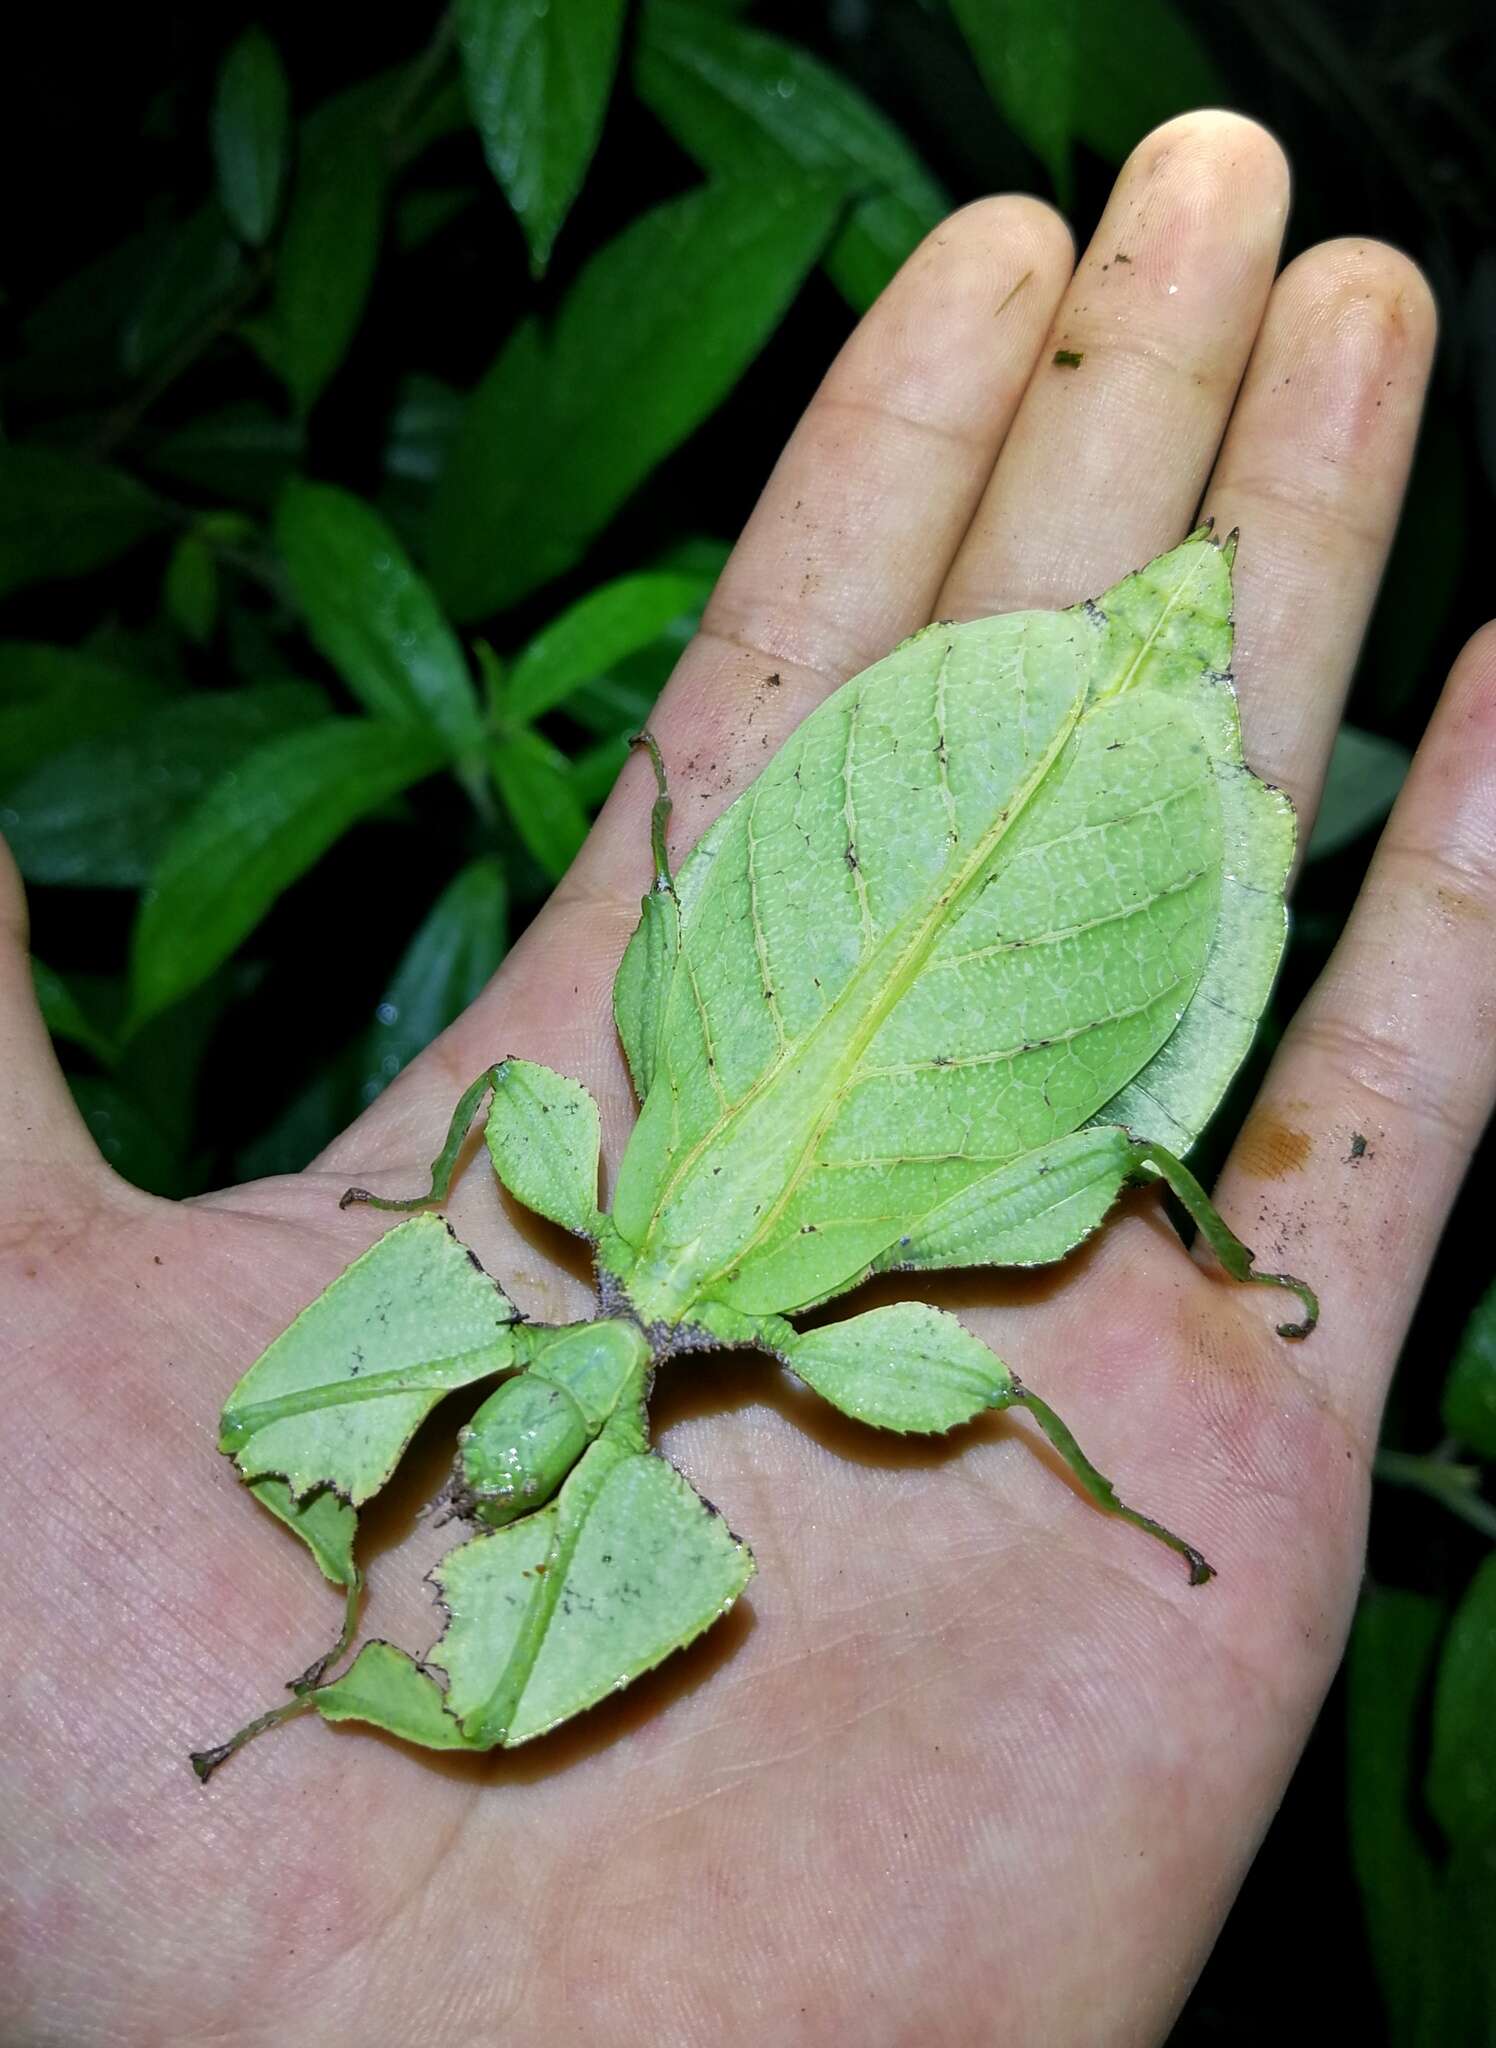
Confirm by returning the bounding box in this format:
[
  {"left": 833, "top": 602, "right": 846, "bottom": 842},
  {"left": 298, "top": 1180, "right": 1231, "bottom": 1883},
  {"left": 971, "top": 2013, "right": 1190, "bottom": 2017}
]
[
  {"left": 1203, "top": 238, "right": 1437, "bottom": 830},
  {"left": 1216, "top": 624, "right": 1496, "bottom": 1438},
  {"left": 0, "top": 836, "right": 109, "bottom": 1195},
  {"left": 939, "top": 110, "right": 1290, "bottom": 619}
]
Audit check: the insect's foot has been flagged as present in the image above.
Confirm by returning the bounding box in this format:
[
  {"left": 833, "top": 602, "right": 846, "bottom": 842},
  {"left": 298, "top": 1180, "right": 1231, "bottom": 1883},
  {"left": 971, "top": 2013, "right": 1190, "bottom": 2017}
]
[{"left": 1253, "top": 1267, "right": 1319, "bottom": 1339}]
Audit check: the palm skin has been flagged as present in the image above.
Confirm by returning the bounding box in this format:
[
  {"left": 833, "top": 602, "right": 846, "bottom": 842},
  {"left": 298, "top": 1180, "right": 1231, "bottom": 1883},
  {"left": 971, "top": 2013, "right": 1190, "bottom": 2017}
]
[{"left": 5, "top": 113, "right": 1495, "bottom": 2046}]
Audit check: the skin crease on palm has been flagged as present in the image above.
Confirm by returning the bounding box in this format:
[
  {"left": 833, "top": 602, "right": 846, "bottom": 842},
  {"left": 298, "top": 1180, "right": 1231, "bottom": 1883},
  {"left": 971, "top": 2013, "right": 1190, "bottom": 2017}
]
[{"left": 5, "top": 108, "right": 1496, "bottom": 2047}]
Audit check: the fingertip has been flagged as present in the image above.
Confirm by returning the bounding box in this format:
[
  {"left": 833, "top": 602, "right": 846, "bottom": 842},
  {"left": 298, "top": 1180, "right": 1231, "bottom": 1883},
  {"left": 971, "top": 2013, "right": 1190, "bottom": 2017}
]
[
  {"left": 1121, "top": 109, "right": 1291, "bottom": 241},
  {"left": 926, "top": 191, "right": 1076, "bottom": 280}
]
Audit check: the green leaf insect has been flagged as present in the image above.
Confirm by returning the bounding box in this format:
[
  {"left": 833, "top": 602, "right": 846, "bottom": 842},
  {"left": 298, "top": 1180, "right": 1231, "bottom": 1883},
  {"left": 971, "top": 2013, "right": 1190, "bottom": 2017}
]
[{"left": 192, "top": 530, "right": 1318, "bottom": 1780}]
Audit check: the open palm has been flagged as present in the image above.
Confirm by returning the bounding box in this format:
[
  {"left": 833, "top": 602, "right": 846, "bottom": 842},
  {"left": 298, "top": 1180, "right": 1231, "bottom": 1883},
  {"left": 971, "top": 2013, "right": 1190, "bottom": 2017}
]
[{"left": 6, "top": 113, "right": 1493, "bottom": 2046}]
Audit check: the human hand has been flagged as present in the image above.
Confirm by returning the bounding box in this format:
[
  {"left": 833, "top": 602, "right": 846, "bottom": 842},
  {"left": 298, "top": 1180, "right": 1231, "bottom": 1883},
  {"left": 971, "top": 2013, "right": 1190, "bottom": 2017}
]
[{"left": 5, "top": 111, "right": 1487, "bottom": 2046}]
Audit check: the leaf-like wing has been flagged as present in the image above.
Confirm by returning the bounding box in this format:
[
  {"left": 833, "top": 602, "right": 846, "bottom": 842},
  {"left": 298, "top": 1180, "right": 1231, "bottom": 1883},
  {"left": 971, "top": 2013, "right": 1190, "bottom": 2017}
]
[
  {"left": 429, "top": 1435, "right": 754, "bottom": 1747},
  {"left": 1085, "top": 540, "right": 1293, "bottom": 1154},
  {"left": 220, "top": 1214, "right": 519, "bottom": 1504},
  {"left": 611, "top": 540, "right": 1231, "bottom": 1320}
]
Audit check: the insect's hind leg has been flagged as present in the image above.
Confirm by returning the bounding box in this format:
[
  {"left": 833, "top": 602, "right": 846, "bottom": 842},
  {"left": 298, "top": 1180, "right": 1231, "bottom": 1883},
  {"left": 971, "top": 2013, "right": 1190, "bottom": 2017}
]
[
  {"left": 1002, "top": 1379, "right": 1215, "bottom": 1585},
  {"left": 1126, "top": 1139, "right": 1318, "bottom": 1339}
]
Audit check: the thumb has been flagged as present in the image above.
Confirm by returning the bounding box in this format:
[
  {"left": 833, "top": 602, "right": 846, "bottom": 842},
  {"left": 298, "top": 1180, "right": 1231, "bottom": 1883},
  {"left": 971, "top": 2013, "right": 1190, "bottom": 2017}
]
[{"left": 0, "top": 834, "right": 109, "bottom": 1200}]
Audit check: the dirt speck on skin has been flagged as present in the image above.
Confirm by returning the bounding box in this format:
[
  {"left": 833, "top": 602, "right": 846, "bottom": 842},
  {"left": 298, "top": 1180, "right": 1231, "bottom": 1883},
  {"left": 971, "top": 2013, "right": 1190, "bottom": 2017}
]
[{"left": 1234, "top": 1110, "right": 1314, "bottom": 1181}]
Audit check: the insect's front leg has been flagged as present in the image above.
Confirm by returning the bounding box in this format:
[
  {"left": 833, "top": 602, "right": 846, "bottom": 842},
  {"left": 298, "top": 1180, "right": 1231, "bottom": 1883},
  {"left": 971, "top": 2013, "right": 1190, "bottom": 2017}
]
[{"left": 869, "top": 1125, "right": 1318, "bottom": 1340}]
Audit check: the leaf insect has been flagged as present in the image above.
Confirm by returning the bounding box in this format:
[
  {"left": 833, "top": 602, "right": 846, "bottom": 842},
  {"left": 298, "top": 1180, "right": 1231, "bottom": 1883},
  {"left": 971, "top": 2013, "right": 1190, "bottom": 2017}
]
[{"left": 192, "top": 530, "right": 1317, "bottom": 1779}]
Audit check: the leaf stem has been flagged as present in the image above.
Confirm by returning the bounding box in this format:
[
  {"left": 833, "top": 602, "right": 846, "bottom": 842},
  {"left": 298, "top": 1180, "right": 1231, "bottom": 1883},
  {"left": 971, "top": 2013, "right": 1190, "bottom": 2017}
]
[{"left": 1374, "top": 1450, "right": 1496, "bottom": 1542}]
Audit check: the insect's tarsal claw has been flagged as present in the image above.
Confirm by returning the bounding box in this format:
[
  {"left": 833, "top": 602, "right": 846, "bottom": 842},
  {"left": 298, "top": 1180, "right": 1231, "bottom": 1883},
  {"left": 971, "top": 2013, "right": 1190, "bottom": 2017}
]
[
  {"left": 339, "top": 1186, "right": 415, "bottom": 1212},
  {"left": 1258, "top": 1269, "right": 1319, "bottom": 1339}
]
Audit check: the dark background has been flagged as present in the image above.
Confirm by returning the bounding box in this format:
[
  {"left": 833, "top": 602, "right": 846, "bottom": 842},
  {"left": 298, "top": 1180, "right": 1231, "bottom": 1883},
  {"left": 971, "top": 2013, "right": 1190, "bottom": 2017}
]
[{"left": 2, "top": 3, "right": 1493, "bottom": 2040}]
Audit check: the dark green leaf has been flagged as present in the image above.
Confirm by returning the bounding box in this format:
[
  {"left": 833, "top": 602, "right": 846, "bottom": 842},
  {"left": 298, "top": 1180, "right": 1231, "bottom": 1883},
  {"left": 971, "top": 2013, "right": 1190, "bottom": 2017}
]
[
  {"left": 1306, "top": 725, "right": 1411, "bottom": 862},
  {"left": 236, "top": 1062, "right": 346, "bottom": 1183},
  {"left": 429, "top": 176, "right": 840, "bottom": 619},
  {"left": 950, "top": 0, "right": 1224, "bottom": 198},
  {"left": 392, "top": 186, "right": 474, "bottom": 253},
  {"left": 1439, "top": 1842, "right": 1496, "bottom": 2042},
  {"left": 164, "top": 535, "right": 220, "bottom": 644},
  {"left": 130, "top": 718, "right": 447, "bottom": 1025},
  {"left": 1347, "top": 1587, "right": 1447, "bottom": 2047},
  {"left": 275, "top": 480, "right": 483, "bottom": 759},
  {"left": 11, "top": 228, "right": 169, "bottom": 404},
  {"left": 456, "top": 0, "right": 628, "bottom": 273},
  {"left": 571, "top": 732, "right": 631, "bottom": 807},
  {"left": 636, "top": 0, "right": 949, "bottom": 310},
  {"left": 0, "top": 449, "right": 172, "bottom": 600},
  {"left": 115, "top": 962, "right": 259, "bottom": 1165},
  {"left": 950, "top": 0, "right": 1076, "bottom": 199},
  {"left": 507, "top": 570, "right": 711, "bottom": 724},
  {"left": 212, "top": 27, "right": 292, "bottom": 247},
  {"left": 4, "top": 681, "right": 324, "bottom": 888},
  {"left": 352, "top": 855, "right": 508, "bottom": 1110},
  {"left": 382, "top": 375, "right": 463, "bottom": 486},
  {"left": 1361, "top": 409, "right": 1469, "bottom": 721},
  {"left": 122, "top": 204, "right": 249, "bottom": 377},
  {"left": 490, "top": 727, "right": 590, "bottom": 879},
  {"left": 69, "top": 1075, "right": 189, "bottom": 1196},
  {"left": 1444, "top": 1278, "right": 1496, "bottom": 1461},
  {"left": 31, "top": 961, "right": 118, "bottom": 1065},
  {"left": 1428, "top": 1555, "right": 1496, "bottom": 1850},
  {"left": 245, "top": 83, "right": 388, "bottom": 416},
  {"left": 147, "top": 403, "right": 304, "bottom": 508},
  {"left": 233, "top": 842, "right": 503, "bottom": 1175},
  {"left": 0, "top": 644, "right": 167, "bottom": 788},
  {"left": 1068, "top": 0, "right": 1226, "bottom": 165}
]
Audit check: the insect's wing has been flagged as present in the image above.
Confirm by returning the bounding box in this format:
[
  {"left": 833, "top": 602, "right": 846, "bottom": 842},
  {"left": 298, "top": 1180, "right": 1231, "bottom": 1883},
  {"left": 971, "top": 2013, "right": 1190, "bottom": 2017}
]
[
  {"left": 718, "top": 674, "right": 1225, "bottom": 1311},
  {"left": 608, "top": 608, "right": 1099, "bottom": 1291},
  {"left": 220, "top": 1214, "right": 520, "bottom": 1509},
  {"left": 1084, "top": 540, "right": 1293, "bottom": 1152}
]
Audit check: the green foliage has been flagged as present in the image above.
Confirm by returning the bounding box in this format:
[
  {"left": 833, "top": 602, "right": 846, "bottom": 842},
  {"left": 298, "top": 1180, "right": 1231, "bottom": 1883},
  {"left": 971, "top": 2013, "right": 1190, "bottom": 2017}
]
[
  {"left": 0, "top": 450, "right": 171, "bottom": 597},
  {"left": 212, "top": 29, "right": 293, "bottom": 249},
  {"left": 636, "top": 0, "right": 949, "bottom": 310},
  {"left": 427, "top": 176, "right": 842, "bottom": 618},
  {"left": 457, "top": 0, "right": 628, "bottom": 273},
  {"left": 129, "top": 718, "right": 448, "bottom": 1026},
  {"left": 4, "top": 5, "right": 1493, "bottom": 2026}
]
